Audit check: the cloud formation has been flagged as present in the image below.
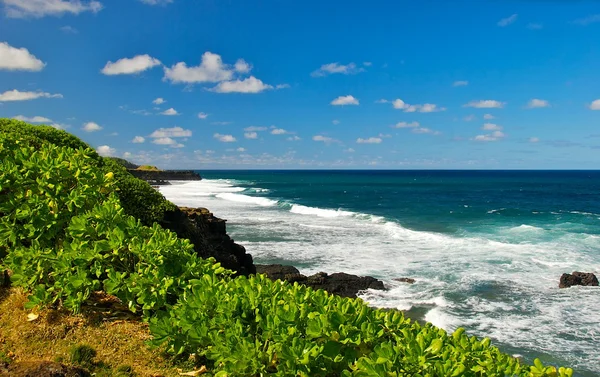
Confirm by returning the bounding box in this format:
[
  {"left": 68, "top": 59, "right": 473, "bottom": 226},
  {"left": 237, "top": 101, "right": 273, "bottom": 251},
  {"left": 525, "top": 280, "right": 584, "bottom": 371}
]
[
  {"left": 82, "top": 121, "right": 102, "bottom": 132},
  {"left": 0, "top": 89, "right": 62, "bottom": 101},
  {"left": 331, "top": 95, "right": 359, "bottom": 106},
  {"left": 101, "top": 54, "right": 161, "bottom": 75},
  {"left": 2, "top": 0, "right": 103, "bottom": 18},
  {"left": 311, "top": 62, "right": 365, "bottom": 77},
  {"left": 526, "top": 99, "right": 550, "bottom": 108},
  {"left": 498, "top": 14, "right": 518, "bottom": 27},
  {"left": 464, "top": 100, "right": 504, "bottom": 108},
  {"left": 160, "top": 107, "right": 180, "bottom": 115},
  {"left": 150, "top": 127, "right": 191, "bottom": 138},
  {"left": 13, "top": 115, "right": 51, "bottom": 123},
  {"left": 96, "top": 145, "right": 116, "bottom": 157},
  {"left": 0, "top": 42, "right": 45, "bottom": 71},
  {"left": 357, "top": 137, "right": 382, "bottom": 144},
  {"left": 214, "top": 133, "right": 236, "bottom": 142}
]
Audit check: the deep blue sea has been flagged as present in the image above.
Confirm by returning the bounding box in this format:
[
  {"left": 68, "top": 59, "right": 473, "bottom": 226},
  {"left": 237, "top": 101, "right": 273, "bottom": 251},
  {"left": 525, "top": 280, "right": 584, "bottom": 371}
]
[{"left": 159, "top": 170, "right": 600, "bottom": 376}]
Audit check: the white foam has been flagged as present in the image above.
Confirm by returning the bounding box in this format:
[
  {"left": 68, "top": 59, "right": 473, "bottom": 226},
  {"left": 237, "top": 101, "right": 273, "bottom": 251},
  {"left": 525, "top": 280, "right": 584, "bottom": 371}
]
[
  {"left": 290, "top": 204, "right": 355, "bottom": 218},
  {"left": 215, "top": 193, "right": 278, "bottom": 207}
]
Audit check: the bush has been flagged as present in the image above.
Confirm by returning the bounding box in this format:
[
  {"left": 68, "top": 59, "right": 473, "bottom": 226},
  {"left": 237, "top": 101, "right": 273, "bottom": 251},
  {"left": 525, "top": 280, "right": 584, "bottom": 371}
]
[
  {"left": 100, "top": 158, "right": 176, "bottom": 226},
  {"left": 69, "top": 344, "right": 97, "bottom": 368}
]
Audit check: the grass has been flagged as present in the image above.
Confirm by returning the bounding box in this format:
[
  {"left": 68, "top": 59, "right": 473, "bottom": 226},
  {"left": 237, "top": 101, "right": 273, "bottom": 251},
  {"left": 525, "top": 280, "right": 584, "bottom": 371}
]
[
  {"left": 135, "top": 165, "right": 161, "bottom": 171},
  {"left": 0, "top": 287, "right": 199, "bottom": 377}
]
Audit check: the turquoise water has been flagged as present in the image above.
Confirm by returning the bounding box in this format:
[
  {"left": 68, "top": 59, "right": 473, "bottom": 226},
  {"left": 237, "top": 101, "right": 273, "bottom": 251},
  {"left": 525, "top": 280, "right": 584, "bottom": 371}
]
[{"left": 159, "top": 170, "right": 600, "bottom": 376}]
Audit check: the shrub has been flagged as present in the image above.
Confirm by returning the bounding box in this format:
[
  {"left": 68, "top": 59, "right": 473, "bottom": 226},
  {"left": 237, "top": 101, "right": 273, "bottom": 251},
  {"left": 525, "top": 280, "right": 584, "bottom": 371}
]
[
  {"left": 100, "top": 158, "right": 176, "bottom": 226},
  {"left": 69, "top": 344, "right": 97, "bottom": 367}
]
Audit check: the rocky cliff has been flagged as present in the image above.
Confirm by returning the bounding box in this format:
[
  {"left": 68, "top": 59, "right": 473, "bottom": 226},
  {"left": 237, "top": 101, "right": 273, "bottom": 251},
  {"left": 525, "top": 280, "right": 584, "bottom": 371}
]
[
  {"left": 127, "top": 169, "right": 201, "bottom": 185},
  {"left": 160, "top": 207, "right": 255, "bottom": 276}
]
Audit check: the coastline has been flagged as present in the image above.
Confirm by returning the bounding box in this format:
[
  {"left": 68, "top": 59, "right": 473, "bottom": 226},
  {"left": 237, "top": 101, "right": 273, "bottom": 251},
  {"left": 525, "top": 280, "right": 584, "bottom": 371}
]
[{"left": 156, "top": 173, "right": 600, "bottom": 377}]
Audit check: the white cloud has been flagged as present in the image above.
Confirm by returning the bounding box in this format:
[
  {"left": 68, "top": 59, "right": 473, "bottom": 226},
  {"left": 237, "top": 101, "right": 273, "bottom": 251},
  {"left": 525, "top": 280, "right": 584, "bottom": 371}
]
[
  {"left": 394, "top": 121, "right": 420, "bottom": 128},
  {"left": 313, "top": 135, "right": 339, "bottom": 144},
  {"left": 244, "top": 126, "right": 267, "bottom": 132},
  {"left": 331, "top": 95, "right": 359, "bottom": 106},
  {"left": 150, "top": 126, "right": 191, "bottom": 138},
  {"left": 375, "top": 99, "right": 389, "bottom": 104},
  {"left": 163, "top": 51, "right": 235, "bottom": 83},
  {"left": 0, "top": 89, "right": 62, "bottom": 101},
  {"left": 498, "top": 14, "right": 518, "bottom": 27},
  {"left": 356, "top": 137, "right": 382, "bottom": 144},
  {"left": 412, "top": 127, "right": 440, "bottom": 135},
  {"left": 271, "top": 128, "right": 288, "bottom": 135},
  {"left": 332, "top": 119, "right": 340, "bottom": 125},
  {"left": 132, "top": 136, "right": 145, "bottom": 143},
  {"left": 345, "top": 148, "right": 355, "bottom": 153},
  {"left": 123, "top": 152, "right": 132, "bottom": 158},
  {"left": 211, "top": 121, "right": 232, "bottom": 125},
  {"left": 474, "top": 130, "right": 505, "bottom": 142},
  {"left": 244, "top": 132, "right": 258, "bottom": 139},
  {"left": 2, "top": 0, "right": 103, "bottom": 18},
  {"left": 529, "top": 137, "right": 540, "bottom": 143},
  {"left": 214, "top": 133, "right": 236, "bottom": 142},
  {"left": 59, "top": 25, "right": 78, "bottom": 33},
  {"left": 151, "top": 137, "right": 184, "bottom": 147},
  {"left": 527, "top": 23, "right": 543, "bottom": 30},
  {"left": 160, "top": 107, "right": 179, "bottom": 116},
  {"left": 236, "top": 147, "right": 246, "bottom": 152},
  {"left": 390, "top": 99, "right": 445, "bottom": 112},
  {"left": 463, "top": 115, "right": 476, "bottom": 122},
  {"left": 197, "top": 112, "right": 208, "bottom": 119},
  {"left": 482, "top": 123, "right": 502, "bottom": 131},
  {"left": 96, "top": 145, "right": 116, "bottom": 157},
  {"left": 275, "top": 83, "right": 290, "bottom": 89},
  {"left": 210, "top": 76, "right": 273, "bottom": 93},
  {"left": 152, "top": 97, "right": 165, "bottom": 105},
  {"left": 483, "top": 113, "right": 495, "bottom": 120},
  {"left": 363, "top": 62, "right": 372, "bottom": 67},
  {"left": 464, "top": 100, "right": 504, "bottom": 108},
  {"left": 49, "top": 123, "right": 67, "bottom": 130},
  {"left": 311, "top": 62, "right": 365, "bottom": 77},
  {"left": 101, "top": 54, "right": 161, "bottom": 75},
  {"left": 287, "top": 135, "right": 301, "bottom": 141},
  {"left": 234, "top": 59, "right": 251, "bottom": 73},
  {"left": 453, "top": 80, "right": 468, "bottom": 87},
  {"left": 82, "top": 121, "right": 102, "bottom": 132},
  {"left": 0, "top": 42, "right": 45, "bottom": 71},
  {"left": 573, "top": 14, "right": 600, "bottom": 26},
  {"left": 138, "top": 0, "right": 172, "bottom": 5},
  {"left": 526, "top": 99, "right": 550, "bottom": 108},
  {"left": 13, "top": 115, "right": 52, "bottom": 123},
  {"left": 589, "top": 99, "right": 600, "bottom": 110}
]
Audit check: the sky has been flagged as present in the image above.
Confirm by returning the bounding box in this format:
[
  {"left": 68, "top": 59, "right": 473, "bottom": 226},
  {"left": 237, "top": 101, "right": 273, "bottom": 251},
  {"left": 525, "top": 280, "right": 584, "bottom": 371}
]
[{"left": 1, "top": 0, "right": 600, "bottom": 169}]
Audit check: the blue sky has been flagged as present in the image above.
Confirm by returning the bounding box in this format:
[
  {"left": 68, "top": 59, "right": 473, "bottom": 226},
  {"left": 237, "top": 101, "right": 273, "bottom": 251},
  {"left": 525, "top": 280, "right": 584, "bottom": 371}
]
[{"left": 1, "top": 0, "right": 600, "bottom": 169}]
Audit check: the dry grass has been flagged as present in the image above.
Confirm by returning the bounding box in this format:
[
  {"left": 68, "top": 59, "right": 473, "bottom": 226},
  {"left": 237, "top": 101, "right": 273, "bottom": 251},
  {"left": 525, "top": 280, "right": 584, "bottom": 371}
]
[{"left": 0, "top": 287, "right": 197, "bottom": 377}]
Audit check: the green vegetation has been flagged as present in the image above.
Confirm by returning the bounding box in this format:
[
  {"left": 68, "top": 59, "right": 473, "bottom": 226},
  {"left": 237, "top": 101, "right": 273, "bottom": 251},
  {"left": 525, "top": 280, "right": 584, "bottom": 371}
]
[
  {"left": 0, "top": 119, "right": 574, "bottom": 376},
  {"left": 69, "top": 344, "right": 97, "bottom": 368},
  {"left": 136, "top": 165, "right": 160, "bottom": 171}
]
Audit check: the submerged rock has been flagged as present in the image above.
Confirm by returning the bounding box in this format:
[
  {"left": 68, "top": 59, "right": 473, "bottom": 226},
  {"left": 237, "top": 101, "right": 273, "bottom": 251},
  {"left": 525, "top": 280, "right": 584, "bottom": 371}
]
[
  {"left": 256, "top": 264, "right": 385, "bottom": 298},
  {"left": 559, "top": 272, "right": 599, "bottom": 288},
  {"left": 0, "top": 361, "right": 90, "bottom": 377},
  {"left": 393, "top": 277, "right": 416, "bottom": 284}
]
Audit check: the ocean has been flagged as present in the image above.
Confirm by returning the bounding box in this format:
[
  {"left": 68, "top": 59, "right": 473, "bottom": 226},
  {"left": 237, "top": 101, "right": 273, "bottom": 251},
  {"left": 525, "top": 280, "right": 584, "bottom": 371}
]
[{"left": 158, "top": 170, "right": 600, "bottom": 376}]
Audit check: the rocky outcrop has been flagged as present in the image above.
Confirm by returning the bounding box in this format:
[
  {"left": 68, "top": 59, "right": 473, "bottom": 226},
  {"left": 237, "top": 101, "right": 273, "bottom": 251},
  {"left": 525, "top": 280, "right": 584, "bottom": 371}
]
[
  {"left": 0, "top": 361, "right": 90, "bottom": 377},
  {"left": 127, "top": 169, "right": 201, "bottom": 185},
  {"left": 559, "top": 272, "right": 599, "bottom": 288},
  {"left": 256, "top": 264, "right": 385, "bottom": 298},
  {"left": 393, "top": 277, "right": 416, "bottom": 284},
  {"left": 160, "top": 207, "right": 255, "bottom": 276}
]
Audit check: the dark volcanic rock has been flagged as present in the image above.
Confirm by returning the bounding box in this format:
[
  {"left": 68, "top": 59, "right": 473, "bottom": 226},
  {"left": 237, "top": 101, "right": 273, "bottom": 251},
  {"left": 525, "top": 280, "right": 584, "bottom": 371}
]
[
  {"left": 0, "top": 361, "right": 90, "bottom": 377},
  {"left": 393, "top": 277, "right": 416, "bottom": 284},
  {"left": 160, "top": 207, "right": 255, "bottom": 276},
  {"left": 559, "top": 272, "right": 599, "bottom": 288},
  {"left": 127, "top": 169, "right": 201, "bottom": 185},
  {"left": 256, "top": 264, "right": 385, "bottom": 298},
  {"left": 256, "top": 264, "right": 302, "bottom": 281}
]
